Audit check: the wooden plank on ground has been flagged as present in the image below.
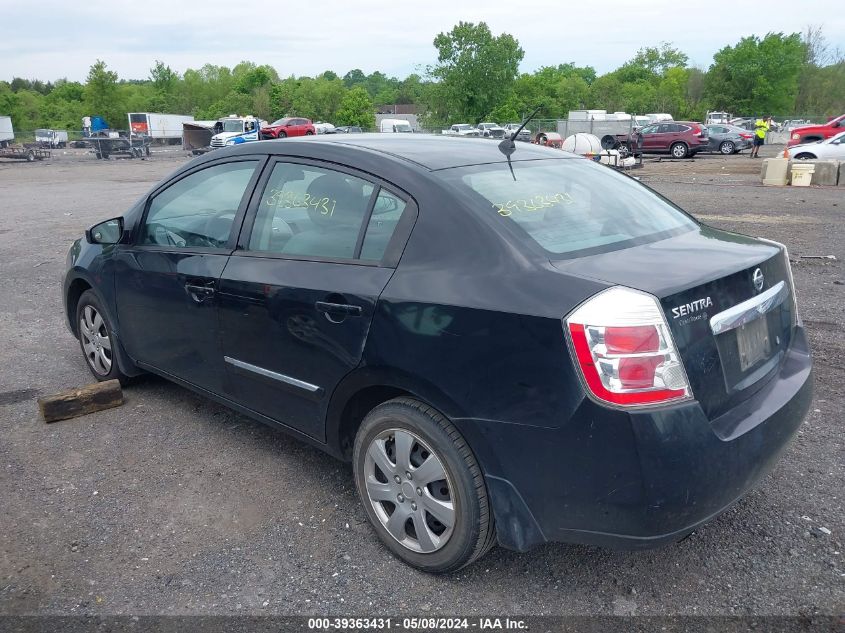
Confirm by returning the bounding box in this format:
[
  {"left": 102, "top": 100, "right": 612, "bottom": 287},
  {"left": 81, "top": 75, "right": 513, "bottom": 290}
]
[{"left": 38, "top": 380, "right": 123, "bottom": 423}]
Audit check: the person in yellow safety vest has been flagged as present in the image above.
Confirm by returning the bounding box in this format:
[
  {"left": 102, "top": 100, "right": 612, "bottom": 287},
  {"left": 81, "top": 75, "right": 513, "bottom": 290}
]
[{"left": 749, "top": 115, "right": 771, "bottom": 158}]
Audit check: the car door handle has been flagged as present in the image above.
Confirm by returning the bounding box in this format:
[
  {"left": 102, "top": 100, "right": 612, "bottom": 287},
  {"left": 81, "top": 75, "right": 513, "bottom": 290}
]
[
  {"left": 315, "top": 301, "right": 362, "bottom": 317},
  {"left": 185, "top": 281, "right": 215, "bottom": 303}
]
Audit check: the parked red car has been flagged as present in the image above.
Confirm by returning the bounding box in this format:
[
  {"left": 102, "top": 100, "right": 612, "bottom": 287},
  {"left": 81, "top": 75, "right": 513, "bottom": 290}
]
[
  {"left": 787, "top": 114, "right": 845, "bottom": 147},
  {"left": 260, "top": 117, "right": 316, "bottom": 139},
  {"left": 639, "top": 121, "right": 709, "bottom": 158}
]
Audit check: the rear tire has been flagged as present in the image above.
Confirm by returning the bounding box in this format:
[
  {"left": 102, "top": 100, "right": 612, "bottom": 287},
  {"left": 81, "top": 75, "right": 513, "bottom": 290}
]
[
  {"left": 305, "top": 130, "right": 314, "bottom": 135},
  {"left": 670, "top": 142, "right": 689, "bottom": 159},
  {"left": 353, "top": 397, "right": 496, "bottom": 573},
  {"left": 719, "top": 141, "right": 735, "bottom": 155}
]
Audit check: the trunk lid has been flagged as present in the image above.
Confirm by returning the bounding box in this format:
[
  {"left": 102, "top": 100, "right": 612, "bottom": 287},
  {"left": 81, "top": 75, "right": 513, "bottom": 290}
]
[{"left": 552, "top": 226, "right": 796, "bottom": 418}]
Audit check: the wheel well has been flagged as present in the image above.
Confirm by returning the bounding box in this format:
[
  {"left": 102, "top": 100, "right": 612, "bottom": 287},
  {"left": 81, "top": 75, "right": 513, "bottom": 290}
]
[
  {"left": 336, "top": 385, "right": 411, "bottom": 460},
  {"left": 802, "top": 136, "right": 822, "bottom": 143},
  {"left": 795, "top": 153, "right": 816, "bottom": 160},
  {"left": 66, "top": 278, "right": 92, "bottom": 336}
]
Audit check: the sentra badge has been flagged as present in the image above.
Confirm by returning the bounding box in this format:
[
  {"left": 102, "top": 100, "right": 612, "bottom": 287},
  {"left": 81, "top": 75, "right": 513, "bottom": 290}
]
[{"left": 672, "top": 297, "right": 713, "bottom": 319}]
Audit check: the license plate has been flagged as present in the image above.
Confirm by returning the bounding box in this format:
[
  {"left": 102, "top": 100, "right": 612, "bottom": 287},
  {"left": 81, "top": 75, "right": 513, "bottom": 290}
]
[{"left": 736, "top": 316, "right": 771, "bottom": 371}]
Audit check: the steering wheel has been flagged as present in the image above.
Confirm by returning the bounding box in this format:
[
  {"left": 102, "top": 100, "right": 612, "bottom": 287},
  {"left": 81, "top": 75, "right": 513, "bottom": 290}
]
[{"left": 196, "top": 209, "right": 236, "bottom": 248}]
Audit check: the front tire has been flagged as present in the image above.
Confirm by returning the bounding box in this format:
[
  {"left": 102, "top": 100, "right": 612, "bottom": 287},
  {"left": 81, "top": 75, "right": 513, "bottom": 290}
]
[
  {"left": 794, "top": 153, "right": 816, "bottom": 160},
  {"left": 75, "top": 290, "right": 129, "bottom": 384},
  {"left": 719, "top": 141, "right": 735, "bottom": 155},
  {"left": 353, "top": 398, "right": 496, "bottom": 573},
  {"left": 277, "top": 131, "right": 287, "bottom": 138},
  {"left": 670, "top": 142, "right": 689, "bottom": 159}
]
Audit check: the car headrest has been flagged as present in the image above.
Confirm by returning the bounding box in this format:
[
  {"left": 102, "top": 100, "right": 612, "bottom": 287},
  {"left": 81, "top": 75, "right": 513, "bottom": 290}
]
[{"left": 305, "top": 174, "right": 365, "bottom": 228}]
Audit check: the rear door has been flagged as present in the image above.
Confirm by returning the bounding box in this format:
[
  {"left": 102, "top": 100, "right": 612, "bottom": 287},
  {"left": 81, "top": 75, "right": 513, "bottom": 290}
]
[
  {"left": 114, "top": 157, "right": 264, "bottom": 392},
  {"left": 666, "top": 123, "right": 684, "bottom": 146},
  {"left": 216, "top": 159, "right": 416, "bottom": 439}
]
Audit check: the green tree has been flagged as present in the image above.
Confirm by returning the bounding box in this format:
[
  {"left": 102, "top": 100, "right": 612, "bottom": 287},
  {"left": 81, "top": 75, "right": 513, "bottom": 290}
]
[
  {"left": 629, "top": 43, "right": 688, "bottom": 76},
  {"left": 335, "top": 86, "right": 375, "bottom": 129},
  {"left": 704, "top": 33, "right": 804, "bottom": 114},
  {"left": 148, "top": 60, "right": 178, "bottom": 111},
  {"left": 655, "top": 66, "right": 689, "bottom": 114},
  {"left": 796, "top": 26, "right": 845, "bottom": 116},
  {"left": 234, "top": 64, "right": 277, "bottom": 95},
  {"left": 428, "top": 21, "right": 524, "bottom": 125},
  {"left": 84, "top": 60, "right": 123, "bottom": 128},
  {"left": 41, "top": 80, "right": 87, "bottom": 130},
  {"left": 588, "top": 74, "right": 625, "bottom": 112},
  {"left": 342, "top": 69, "right": 366, "bottom": 88}
]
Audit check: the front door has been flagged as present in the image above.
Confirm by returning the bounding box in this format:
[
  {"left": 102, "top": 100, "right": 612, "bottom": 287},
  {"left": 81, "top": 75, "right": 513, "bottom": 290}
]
[
  {"left": 216, "top": 160, "right": 413, "bottom": 439},
  {"left": 114, "top": 158, "right": 264, "bottom": 392},
  {"left": 640, "top": 125, "right": 661, "bottom": 152}
]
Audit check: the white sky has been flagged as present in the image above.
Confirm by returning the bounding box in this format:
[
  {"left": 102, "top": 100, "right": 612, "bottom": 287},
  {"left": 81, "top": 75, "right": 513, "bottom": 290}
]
[{"left": 1, "top": 0, "right": 843, "bottom": 82}]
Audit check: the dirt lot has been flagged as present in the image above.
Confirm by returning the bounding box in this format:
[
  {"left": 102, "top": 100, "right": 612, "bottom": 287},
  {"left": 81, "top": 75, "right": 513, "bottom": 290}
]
[{"left": 0, "top": 145, "right": 842, "bottom": 617}]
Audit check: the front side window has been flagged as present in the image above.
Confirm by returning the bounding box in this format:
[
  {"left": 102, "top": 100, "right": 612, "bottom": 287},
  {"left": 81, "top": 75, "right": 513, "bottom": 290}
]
[
  {"left": 141, "top": 161, "right": 258, "bottom": 249},
  {"left": 441, "top": 158, "right": 696, "bottom": 258}
]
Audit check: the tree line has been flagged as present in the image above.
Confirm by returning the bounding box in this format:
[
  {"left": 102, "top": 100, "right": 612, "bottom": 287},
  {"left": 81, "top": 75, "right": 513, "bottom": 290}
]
[{"left": 1, "top": 23, "right": 843, "bottom": 136}]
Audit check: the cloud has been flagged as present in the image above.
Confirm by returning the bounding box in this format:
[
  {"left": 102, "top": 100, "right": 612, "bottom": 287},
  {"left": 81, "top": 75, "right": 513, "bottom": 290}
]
[{"left": 1, "top": 0, "right": 843, "bottom": 81}]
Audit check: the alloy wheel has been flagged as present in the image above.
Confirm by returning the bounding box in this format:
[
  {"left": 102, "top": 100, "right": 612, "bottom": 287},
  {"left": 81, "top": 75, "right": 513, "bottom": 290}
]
[
  {"left": 720, "top": 141, "right": 734, "bottom": 155},
  {"left": 363, "top": 428, "right": 455, "bottom": 553},
  {"left": 79, "top": 305, "right": 112, "bottom": 375}
]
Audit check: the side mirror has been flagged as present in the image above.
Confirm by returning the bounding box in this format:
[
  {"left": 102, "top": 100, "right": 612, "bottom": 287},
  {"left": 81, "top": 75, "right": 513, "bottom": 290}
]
[{"left": 86, "top": 217, "right": 124, "bottom": 245}]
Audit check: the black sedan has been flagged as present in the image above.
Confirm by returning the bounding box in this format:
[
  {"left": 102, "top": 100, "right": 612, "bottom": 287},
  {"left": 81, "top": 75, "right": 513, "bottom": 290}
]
[
  {"left": 706, "top": 124, "right": 754, "bottom": 154},
  {"left": 63, "top": 135, "right": 813, "bottom": 573}
]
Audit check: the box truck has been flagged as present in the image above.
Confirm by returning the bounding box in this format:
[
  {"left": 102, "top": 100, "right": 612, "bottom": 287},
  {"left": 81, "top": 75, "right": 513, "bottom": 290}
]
[
  {"left": 35, "top": 129, "right": 69, "bottom": 148},
  {"left": 128, "top": 113, "right": 194, "bottom": 143},
  {"left": 0, "top": 116, "right": 14, "bottom": 147}
]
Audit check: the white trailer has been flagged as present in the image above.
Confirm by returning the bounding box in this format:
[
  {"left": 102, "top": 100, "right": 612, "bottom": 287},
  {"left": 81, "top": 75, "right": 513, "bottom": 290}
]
[
  {"left": 0, "top": 116, "right": 14, "bottom": 147},
  {"left": 128, "top": 113, "right": 194, "bottom": 142}
]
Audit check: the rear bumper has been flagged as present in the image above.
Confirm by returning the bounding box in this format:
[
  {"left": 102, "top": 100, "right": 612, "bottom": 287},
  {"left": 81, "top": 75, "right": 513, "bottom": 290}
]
[{"left": 456, "top": 328, "right": 813, "bottom": 552}]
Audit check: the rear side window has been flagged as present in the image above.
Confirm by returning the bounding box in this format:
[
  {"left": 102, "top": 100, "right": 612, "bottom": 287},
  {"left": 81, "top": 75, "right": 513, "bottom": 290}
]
[
  {"left": 142, "top": 161, "right": 258, "bottom": 249},
  {"left": 361, "top": 191, "right": 407, "bottom": 261},
  {"left": 442, "top": 159, "right": 696, "bottom": 258},
  {"left": 248, "top": 163, "right": 410, "bottom": 262},
  {"left": 249, "top": 163, "right": 373, "bottom": 259}
]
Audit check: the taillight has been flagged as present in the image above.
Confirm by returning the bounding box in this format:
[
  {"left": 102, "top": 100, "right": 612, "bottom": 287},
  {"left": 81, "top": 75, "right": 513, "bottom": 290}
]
[
  {"left": 758, "top": 238, "right": 800, "bottom": 327},
  {"left": 565, "top": 287, "right": 692, "bottom": 407},
  {"left": 740, "top": 133, "right": 752, "bottom": 139}
]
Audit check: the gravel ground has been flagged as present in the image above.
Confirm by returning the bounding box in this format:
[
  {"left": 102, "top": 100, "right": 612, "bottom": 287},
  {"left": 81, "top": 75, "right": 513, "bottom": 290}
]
[{"left": 0, "top": 146, "right": 842, "bottom": 617}]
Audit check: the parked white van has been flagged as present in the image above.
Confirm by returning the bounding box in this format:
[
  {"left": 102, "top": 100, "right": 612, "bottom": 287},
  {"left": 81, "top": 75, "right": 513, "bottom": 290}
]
[{"left": 380, "top": 118, "right": 413, "bottom": 133}]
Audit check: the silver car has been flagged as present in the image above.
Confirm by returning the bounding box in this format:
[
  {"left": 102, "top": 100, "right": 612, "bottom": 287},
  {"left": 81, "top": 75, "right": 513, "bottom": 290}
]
[{"left": 787, "top": 131, "right": 845, "bottom": 160}]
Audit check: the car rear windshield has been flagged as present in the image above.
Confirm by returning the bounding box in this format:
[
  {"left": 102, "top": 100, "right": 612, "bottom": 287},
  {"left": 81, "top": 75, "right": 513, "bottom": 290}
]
[{"left": 441, "top": 158, "right": 697, "bottom": 258}]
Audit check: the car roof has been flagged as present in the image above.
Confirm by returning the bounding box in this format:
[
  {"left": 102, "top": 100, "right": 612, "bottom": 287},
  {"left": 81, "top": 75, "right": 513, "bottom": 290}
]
[{"left": 246, "top": 134, "right": 570, "bottom": 171}]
